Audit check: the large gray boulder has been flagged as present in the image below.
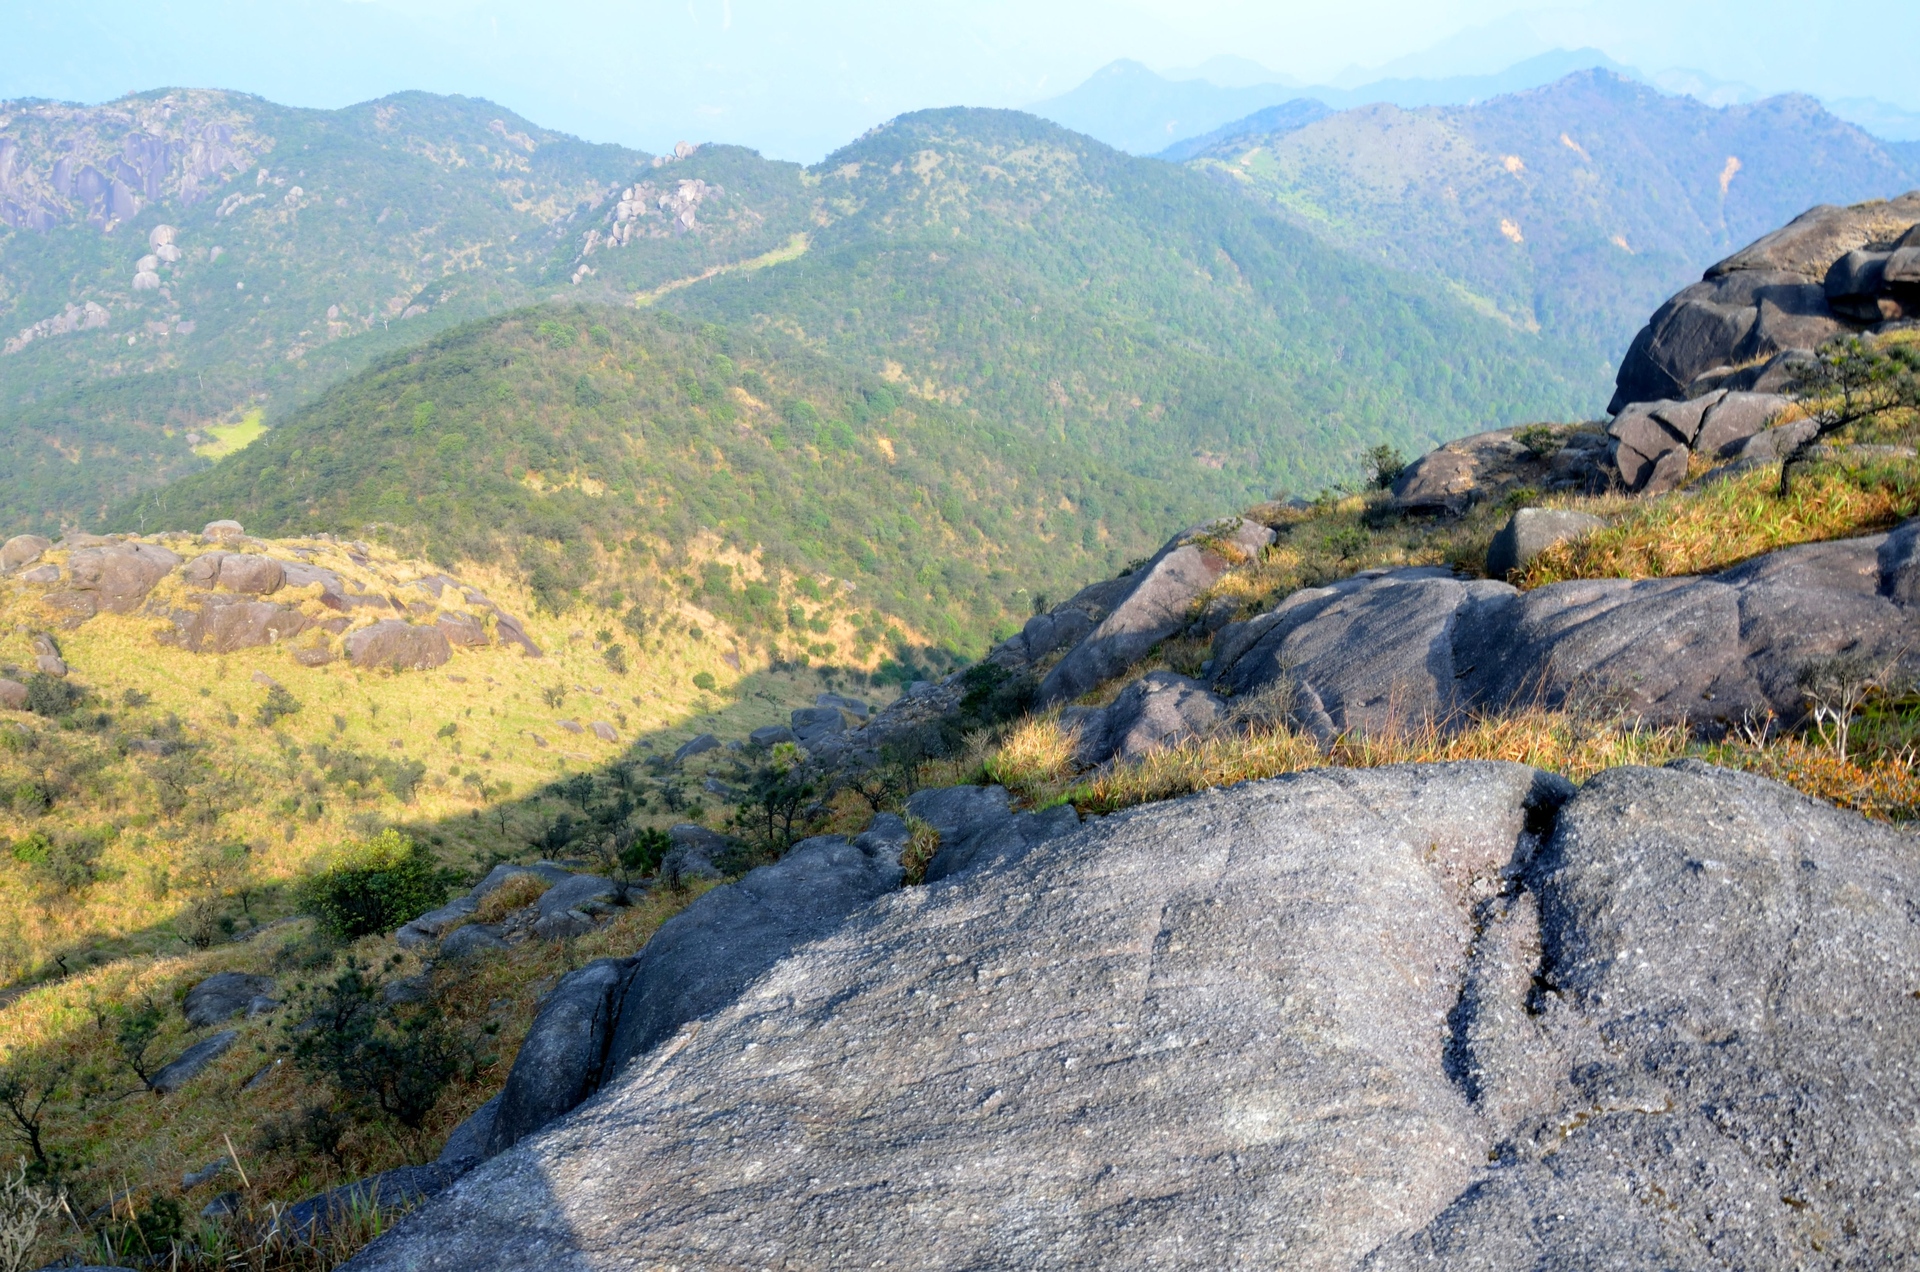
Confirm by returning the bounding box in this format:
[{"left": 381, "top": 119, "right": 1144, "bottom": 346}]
[
  {"left": 342, "top": 760, "right": 1920, "bottom": 1270},
  {"left": 1, "top": 534, "right": 50, "bottom": 570},
  {"left": 58, "top": 542, "right": 181, "bottom": 617},
  {"left": 1610, "top": 192, "right": 1920, "bottom": 412},
  {"left": 1483, "top": 508, "right": 1605, "bottom": 579},
  {"left": 482, "top": 959, "right": 630, "bottom": 1156},
  {"left": 1215, "top": 525, "right": 1920, "bottom": 736},
  {"left": 159, "top": 595, "right": 311, "bottom": 654},
  {"left": 1039, "top": 517, "right": 1273, "bottom": 705},
  {"left": 150, "top": 1030, "right": 237, "bottom": 1094},
  {"left": 215, "top": 553, "right": 284, "bottom": 594},
  {"left": 346, "top": 620, "right": 452, "bottom": 670},
  {"left": 904, "top": 784, "right": 1080, "bottom": 883},
  {"left": 182, "top": 972, "right": 276, "bottom": 1027},
  {"left": 1061, "top": 670, "right": 1225, "bottom": 767},
  {"left": 603, "top": 824, "right": 908, "bottom": 1070}
]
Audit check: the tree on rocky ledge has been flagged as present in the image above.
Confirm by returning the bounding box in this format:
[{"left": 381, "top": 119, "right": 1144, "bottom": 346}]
[{"left": 1782, "top": 335, "right": 1920, "bottom": 493}]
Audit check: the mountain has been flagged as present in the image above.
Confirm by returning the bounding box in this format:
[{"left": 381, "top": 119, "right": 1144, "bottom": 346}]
[
  {"left": 1034, "top": 50, "right": 1632, "bottom": 156},
  {"left": 603, "top": 108, "right": 1588, "bottom": 510},
  {"left": 0, "top": 88, "right": 657, "bottom": 527},
  {"left": 109, "top": 303, "right": 1171, "bottom": 655},
  {"left": 1176, "top": 71, "right": 1919, "bottom": 378},
  {"left": 1155, "top": 101, "right": 1332, "bottom": 165}
]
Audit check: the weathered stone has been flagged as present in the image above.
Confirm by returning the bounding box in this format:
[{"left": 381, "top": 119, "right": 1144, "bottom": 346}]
[
  {"left": 1825, "top": 249, "right": 1891, "bottom": 321},
  {"left": 19, "top": 564, "right": 60, "bottom": 586},
  {"left": 589, "top": 720, "right": 617, "bottom": 743},
  {"left": 395, "top": 897, "right": 478, "bottom": 949},
  {"left": 491, "top": 610, "right": 543, "bottom": 657},
  {"left": 1731, "top": 280, "right": 1852, "bottom": 361},
  {"left": 279, "top": 1163, "right": 461, "bottom": 1238},
  {"left": 602, "top": 830, "right": 905, "bottom": 1074},
  {"left": 201, "top": 519, "right": 244, "bottom": 541},
  {"left": 216, "top": 553, "right": 283, "bottom": 594},
  {"left": 483, "top": 959, "right": 630, "bottom": 1157},
  {"left": 0, "top": 534, "right": 50, "bottom": 569},
  {"left": 671, "top": 733, "right": 718, "bottom": 763},
  {"left": 1388, "top": 447, "right": 1478, "bottom": 513},
  {"left": 280, "top": 561, "right": 349, "bottom": 609},
  {"left": 1064, "top": 670, "right": 1224, "bottom": 767},
  {"left": 183, "top": 972, "right": 276, "bottom": 1027},
  {"left": 815, "top": 692, "right": 869, "bottom": 717},
  {"left": 1038, "top": 517, "right": 1273, "bottom": 705},
  {"left": 435, "top": 612, "right": 488, "bottom": 646},
  {"left": 65, "top": 542, "right": 181, "bottom": 613},
  {"left": 339, "top": 762, "right": 1569, "bottom": 1270},
  {"left": 1707, "top": 192, "right": 1920, "bottom": 280},
  {"left": 749, "top": 724, "right": 794, "bottom": 748},
  {"left": 346, "top": 620, "right": 451, "bottom": 670},
  {"left": 181, "top": 1159, "right": 231, "bottom": 1189},
  {"left": 1731, "top": 415, "right": 1819, "bottom": 462},
  {"left": 904, "top": 784, "right": 1079, "bottom": 884},
  {"left": 438, "top": 1095, "right": 498, "bottom": 1168},
  {"left": 1484, "top": 508, "right": 1605, "bottom": 579},
  {"left": 440, "top": 924, "right": 507, "bottom": 960},
  {"left": 0, "top": 680, "right": 25, "bottom": 710},
  {"left": 34, "top": 654, "right": 66, "bottom": 677},
  {"left": 537, "top": 874, "right": 615, "bottom": 919},
  {"left": 663, "top": 824, "right": 731, "bottom": 881},
  {"left": 1693, "top": 391, "right": 1788, "bottom": 458},
  {"left": 160, "top": 596, "right": 311, "bottom": 654},
  {"left": 151, "top": 1029, "right": 237, "bottom": 1094}
]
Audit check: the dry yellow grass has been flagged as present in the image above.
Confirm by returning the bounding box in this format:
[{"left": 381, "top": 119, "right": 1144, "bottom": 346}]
[
  {"left": 1519, "top": 456, "right": 1920, "bottom": 588},
  {"left": 472, "top": 872, "right": 549, "bottom": 922}
]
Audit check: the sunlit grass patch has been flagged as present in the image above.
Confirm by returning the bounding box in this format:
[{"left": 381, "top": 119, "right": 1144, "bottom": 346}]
[{"left": 191, "top": 409, "right": 268, "bottom": 461}]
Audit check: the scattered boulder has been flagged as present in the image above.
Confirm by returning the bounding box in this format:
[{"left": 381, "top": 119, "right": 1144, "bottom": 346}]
[
  {"left": 438, "top": 1095, "right": 499, "bottom": 1169},
  {"left": 63, "top": 542, "right": 181, "bottom": 614},
  {"left": 0, "top": 680, "right": 25, "bottom": 710},
  {"left": 1061, "top": 670, "right": 1225, "bottom": 767},
  {"left": 672, "top": 733, "right": 719, "bottom": 763},
  {"left": 589, "top": 720, "right": 617, "bottom": 743},
  {"left": 180, "top": 1159, "right": 230, "bottom": 1190},
  {"left": 215, "top": 553, "right": 283, "bottom": 594},
  {"left": 1484, "top": 508, "right": 1606, "bottom": 578},
  {"left": 0, "top": 534, "right": 49, "bottom": 569},
  {"left": 280, "top": 561, "right": 349, "bottom": 609},
  {"left": 482, "top": 959, "right": 631, "bottom": 1157},
  {"left": 158, "top": 596, "right": 311, "bottom": 654},
  {"left": 278, "top": 1163, "right": 462, "bottom": 1239},
  {"left": 789, "top": 705, "right": 846, "bottom": 745},
  {"left": 346, "top": 620, "right": 452, "bottom": 671},
  {"left": 491, "top": 610, "right": 543, "bottom": 657},
  {"left": 440, "top": 924, "right": 508, "bottom": 961},
  {"left": 435, "top": 612, "right": 489, "bottom": 646},
  {"left": 536, "top": 874, "right": 616, "bottom": 919},
  {"left": 337, "top": 760, "right": 1920, "bottom": 1270},
  {"left": 150, "top": 1029, "right": 237, "bottom": 1094},
  {"left": 749, "top": 724, "right": 794, "bottom": 748},
  {"left": 1389, "top": 426, "right": 1608, "bottom": 514},
  {"left": 664, "top": 824, "right": 732, "bottom": 881},
  {"left": 201, "top": 520, "right": 244, "bottom": 541},
  {"left": 814, "top": 693, "right": 869, "bottom": 717},
  {"left": 395, "top": 897, "right": 478, "bottom": 950},
  {"left": 34, "top": 653, "right": 66, "bottom": 677},
  {"left": 182, "top": 972, "right": 276, "bottom": 1027},
  {"left": 19, "top": 564, "right": 59, "bottom": 585},
  {"left": 1038, "top": 517, "right": 1274, "bottom": 705}
]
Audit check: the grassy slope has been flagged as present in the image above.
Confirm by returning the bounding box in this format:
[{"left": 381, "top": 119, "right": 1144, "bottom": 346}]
[
  {"left": 1185, "top": 71, "right": 1918, "bottom": 382},
  {"left": 0, "top": 528, "right": 899, "bottom": 1265},
  {"left": 109, "top": 303, "right": 1173, "bottom": 655}
]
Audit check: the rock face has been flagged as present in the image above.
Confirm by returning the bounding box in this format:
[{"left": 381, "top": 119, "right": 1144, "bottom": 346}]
[
  {"left": 54, "top": 541, "right": 182, "bottom": 617},
  {"left": 1606, "top": 389, "right": 1793, "bottom": 494},
  {"left": 159, "top": 596, "right": 311, "bottom": 654},
  {"left": 1039, "top": 517, "right": 1274, "bottom": 705},
  {"left": 1211, "top": 524, "right": 1920, "bottom": 737},
  {"left": 1610, "top": 191, "right": 1920, "bottom": 412},
  {"left": 0, "top": 534, "right": 50, "bottom": 569},
  {"left": 349, "top": 759, "right": 1920, "bottom": 1270},
  {"left": 1389, "top": 426, "right": 1608, "bottom": 514},
  {"left": 1060, "top": 670, "right": 1225, "bottom": 767},
  {"left": 345, "top": 620, "right": 452, "bottom": 670}
]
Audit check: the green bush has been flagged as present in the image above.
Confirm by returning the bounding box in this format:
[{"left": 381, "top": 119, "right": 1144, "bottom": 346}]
[
  {"left": 297, "top": 830, "right": 448, "bottom": 942},
  {"left": 24, "top": 675, "right": 80, "bottom": 717}
]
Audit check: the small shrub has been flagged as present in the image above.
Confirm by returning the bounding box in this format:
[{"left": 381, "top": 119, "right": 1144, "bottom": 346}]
[
  {"left": 290, "top": 958, "right": 461, "bottom": 1131},
  {"left": 23, "top": 676, "right": 79, "bottom": 718},
  {"left": 1513, "top": 424, "right": 1560, "bottom": 459},
  {"left": 255, "top": 684, "right": 301, "bottom": 727},
  {"left": 603, "top": 643, "right": 629, "bottom": 675},
  {"left": 1364, "top": 444, "right": 1407, "bottom": 489},
  {"left": 297, "top": 829, "right": 448, "bottom": 942},
  {"left": 541, "top": 684, "right": 566, "bottom": 709},
  {"left": 691, "top": 671, "right": 717, "bottom": 692}
]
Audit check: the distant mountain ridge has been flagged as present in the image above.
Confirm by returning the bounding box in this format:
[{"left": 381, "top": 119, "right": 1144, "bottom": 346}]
[{"left": 1175, "top": 71, "right": 1918, "bottom": 380}]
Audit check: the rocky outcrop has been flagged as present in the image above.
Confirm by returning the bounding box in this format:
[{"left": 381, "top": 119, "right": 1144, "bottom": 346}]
[
  {"left": 344, "top": 758, "right": 1920, "bottom": 1269},
  {"left": 1038, "top": 517, "right": 1274, "bottom": 705},
  {"left": 1389, "top": 425, "right": 1609, "bottom": 514},
  {"left": 1609, "top": 191, "right": 1920, "bottom": 413},
  {"left": 1060, "top": 670, "right": 1225, "bottom": 767},
  {"left": 45, "top": 541, "right": 182, "bottom": 619},
  {"left": 158, "top": 594, "right": 311, "bottom": 654},
  {"left": 1209, "top": 524, "right": 1920, "bottom": 738},
  {"left": 150, "top": 1029, "right": 237, "bottom": 1095},
  {"left": 182, "top": 972, "right": 276, "bottom": 1027},
  {"left": 1483, "top": 507, "right": 1604, "bottom": 578},
  {"left": 1606, "top": 388, "right": 1795, "bottom": 494}
]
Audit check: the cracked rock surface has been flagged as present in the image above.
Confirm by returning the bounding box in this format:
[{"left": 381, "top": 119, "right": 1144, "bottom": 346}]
[{"left": 346, "top": 761, "right": 1918, "bottom": 1270}]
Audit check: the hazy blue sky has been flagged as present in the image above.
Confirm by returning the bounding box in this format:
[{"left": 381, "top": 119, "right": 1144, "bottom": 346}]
[{"left": 3, "top": 0, "right": 1909, "bottom": 160}]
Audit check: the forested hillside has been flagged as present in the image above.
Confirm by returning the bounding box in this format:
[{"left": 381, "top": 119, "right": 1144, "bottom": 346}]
[
  {"left": 0, "top": 89, "right": 648, "bottom": 525},
  {"left": 112, "top": 305, "right": 1171, "bottom": 654},
  {"left": 1180, "top": 71, "right": 1918, "bottom": 379},
  {"left": 622, "top": 108, "right": 1589, "bottom": 509}
]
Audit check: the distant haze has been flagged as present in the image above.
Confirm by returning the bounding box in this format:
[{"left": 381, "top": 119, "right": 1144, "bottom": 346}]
[{"left": 2, "top": 0, "right": 1914, "bottom": 160}]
